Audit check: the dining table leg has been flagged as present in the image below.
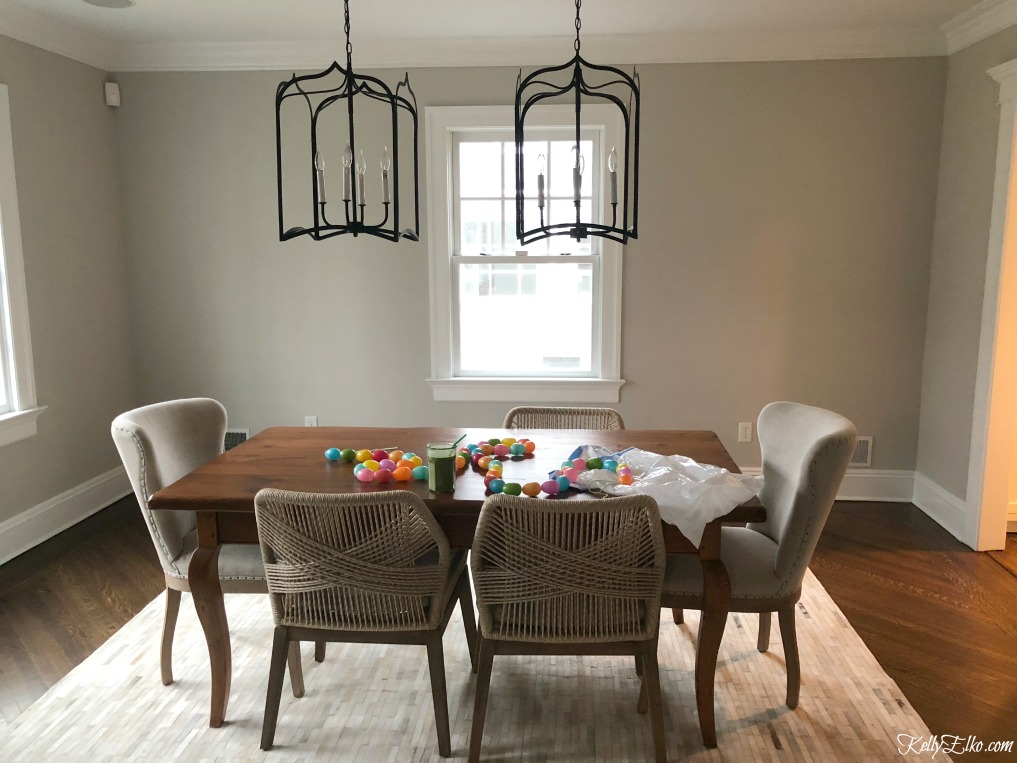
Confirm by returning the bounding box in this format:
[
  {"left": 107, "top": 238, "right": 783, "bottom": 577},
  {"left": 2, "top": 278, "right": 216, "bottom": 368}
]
[
  {"left": 695, "top": 522, "right": 730, "bottom": 749},
  {"left": 189, "top": 512, "right": 232, "bottom": 728}
]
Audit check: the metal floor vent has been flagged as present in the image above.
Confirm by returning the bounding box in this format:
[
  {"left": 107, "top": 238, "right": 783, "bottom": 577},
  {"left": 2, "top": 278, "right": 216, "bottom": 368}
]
[
  {"left": 850, "top": 436, "right": 872, "bottom": 467},
  {"left": 224, "top": 428, "right": 250, "bottom": 451}
]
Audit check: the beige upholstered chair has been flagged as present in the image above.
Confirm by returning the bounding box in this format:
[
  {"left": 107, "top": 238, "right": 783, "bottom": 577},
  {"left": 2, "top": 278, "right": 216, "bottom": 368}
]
[
  {"left": 469, "top": 493, "right": 667, "bottom": 763},
  {"left": 111, "top": 398, "right": 312, "bottom": 692},
  {"left": 502, "top": 406, "right": 625, "bottom": 430},
  {"left": 254, "top": 488, "right": 478, "bottom": 756},
  {"left": 663, "top": 401, "right": 856, "bottom": 709}
]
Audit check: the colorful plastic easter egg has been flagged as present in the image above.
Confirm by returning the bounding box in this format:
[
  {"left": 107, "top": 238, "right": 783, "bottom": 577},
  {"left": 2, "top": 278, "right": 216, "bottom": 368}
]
[
  {"left": 472, "top": 452, "right": 484, "bottom": 467},
  {"left": 488, "top": 460, "right": 503, "bottom": 472},
  {"left": 572, "top": 458, "right": 586, "bottom": 471},
  {"left": 354, "top": 463, "right": 366, "bottom": 474},
  {"left": 412, "top": 465, "right": 429, "bottom": 481},
  {"left": 493, "top": 444, "right": 510, "bottom": 457},
  {"left": 479, "top": 443, "right": 494, "bottom": 456},
  {"left": 396, "top": 459, "right": 414, "bottom": 471},
  {"left": 374, "top": 468, "right": 392, "bottom": 483},
  {"left": 564, "top": 467, "right": 580, "bottom": 482},
  {"left": 489, "top": 479, "right": 505, "bottom": 494},
  {"left": 484, "top": 469, "right": 501, "bottom": 482},
  {"left": 393, "top": 466, "right": 412, "bottom": 481},
  {"left": 586, "top": 457, "right": 603, "bottom": 470},
  {"left": 502, "top": 482, "right": 522, "bottom": 496},
  {"left": 455, "top": 455, "right": 467, "bottom": 470},
  {"left": 379, "top": 458, "right": 397, "bottom": 471},
  {"left": 356, "top": 449, "right": 372, "bottom": 463},
  {"left": 364, "top": 459, "right": 381, "bottom": 471},
  {"left": 510, "top": 443, "right": 526, "bottom": 456},
  {"left": 618, "top": 473, "right": 634, "bottom": 486},
  {"left": 488, "top": 437, "right": 502, "bottom": 446},
  {"left": 356, "top": 467, "right": 375, "bottom": 482},
  {"left": 523, "top": 441, "right": 536, "bottom": 454},
  {"left": 560, "top": 460, "right": 574, "bottom": 470},
  {"left": 602, "top": 459, "right": 618, "bottom": 473},
  {"left": 501, "top": 437, "right": 517, "bottom": 446},
  {"left": 325, "top": 447, "right": 341, "bottom": 461},
  {"left": 478, "top": 455, "right": 493, "bottom": 470},
  {"left": 541, "top": 480, "right": 560, "bottom": 496},
  {"left": 467, "top": 443, "right": 480, "bottom": 452},
  {"left": 340, "top": 448, "right": 357, "bottom": 462},
  {"left": 618, "top": 467, "right": 632, "bottom": 476},
  {"left": 521, "top": 482, "right": 542, "bottom": 497},
  {"left": 556, "top": 475, "right": 571, "bottom": 491},
  {"left": 389, "top": 450, "right": 404, "bottom": 462},
  {"left": 409, "top": 455, "right": 423, "bottom": 468},
  {"left": 402, "top": 452, "right": 417, "bottom": 461}
]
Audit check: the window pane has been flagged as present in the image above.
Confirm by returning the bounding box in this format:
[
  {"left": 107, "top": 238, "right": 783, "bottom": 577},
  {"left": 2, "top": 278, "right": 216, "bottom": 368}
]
[
  {"left": 507, "top": 140, "right": 547, "bottom": 198},
  {"left": 458, "top": 142, "right": 502, "bottom": 198},
  {"left": 458, "top": 262, "right": 593, "bottom": 375},
  {"left": 459, "top": 199, "right": 502, "bottom": 255}
]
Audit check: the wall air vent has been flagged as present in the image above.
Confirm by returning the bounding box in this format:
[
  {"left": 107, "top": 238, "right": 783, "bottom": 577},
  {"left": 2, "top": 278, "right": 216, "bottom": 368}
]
[
  {"left": 850, "top": 436, "right": 872, "bottom": 467},
  {"left": 224, "top": 428, "right": 249, "bottom": 451}
]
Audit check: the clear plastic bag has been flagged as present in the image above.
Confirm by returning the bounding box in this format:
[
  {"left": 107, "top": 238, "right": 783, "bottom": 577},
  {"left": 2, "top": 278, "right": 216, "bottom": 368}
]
[{"left": 562, "top": 445, "right": 764, "bottom": 546}]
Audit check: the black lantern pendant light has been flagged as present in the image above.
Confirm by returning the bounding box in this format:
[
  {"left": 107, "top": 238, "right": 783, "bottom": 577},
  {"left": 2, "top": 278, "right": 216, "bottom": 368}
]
[
  {"left": 515, "top": 0, "right": 640, "bottom": 245},
  {"left": 275, "top": 0, "right": 419, "bottom": 242}
]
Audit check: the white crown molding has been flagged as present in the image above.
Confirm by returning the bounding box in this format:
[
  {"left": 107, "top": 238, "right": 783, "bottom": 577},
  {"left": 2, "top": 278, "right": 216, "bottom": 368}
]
[
  {"left": 943, "top": 0, "right": 1017, "bottom": 55},
  {"left": 0, "top": 2, "right": 114, "bottom": 71},
  {"left": 111, "top": 27, "right": 948, "bottom": 73}
]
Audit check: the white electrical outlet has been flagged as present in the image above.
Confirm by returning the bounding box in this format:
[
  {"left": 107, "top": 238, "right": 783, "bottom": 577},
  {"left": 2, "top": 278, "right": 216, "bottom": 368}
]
[
  {"left": 304, "top": 416, "right": 318, "bottom": 427},
  {"left": 737, "top": 422, "right": 752, "bottom": 443}
]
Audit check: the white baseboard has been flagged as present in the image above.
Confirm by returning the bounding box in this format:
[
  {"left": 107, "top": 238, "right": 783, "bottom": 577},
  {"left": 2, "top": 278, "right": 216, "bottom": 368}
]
[
  {"left": 0, "top": 466, "right": 131, "bottom": 565},
  {"left": 738, "top": 467, "right": 915, "bottom": 502},
  {"left": 912, "top": 472, "right": 969, "bottom": 544}
]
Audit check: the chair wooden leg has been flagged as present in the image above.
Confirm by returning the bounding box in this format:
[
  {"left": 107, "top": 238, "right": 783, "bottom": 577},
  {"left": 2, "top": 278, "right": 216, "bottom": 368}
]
[
  {"left": 458, "top": 572, "right": 479, "bottom": 673},
  {"left": 634, "top": 653, "right": 644, "bottom": 676},
  {"left": 468, "top": 635, "right": 495, "bottom": 763},
  {"left": 425, "top": 631, "right": 452, "bottom": 757},
  {"left": 671, "top": 607, "right": 684, "bottom": 625},
  {"left": 261, "top": 626, "right": 289, "bottom": 751},
  {"left": 160, "top": 587, "right": 182, "bottom": 686},
  {"left": 287, "top": 641, "right": 305, "bottom": 699},
  {"left": 640, "top": 641, "right": 668, "bottom": 763},
  {"left": 757, "top": 612, "right": 771, "bottom": 653},
  {"left": 778, "top": 604, "right": 800, "bottom": 709},
  {"left": 314, "top": 640, "right": 326, "bottom": 663}
]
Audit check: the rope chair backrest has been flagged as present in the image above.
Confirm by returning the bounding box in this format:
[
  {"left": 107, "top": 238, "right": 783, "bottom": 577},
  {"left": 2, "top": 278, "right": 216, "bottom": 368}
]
[
  {"left": 471, "top": 493, "right": 665, "bottom": 644},
  {"left": 502, "top": 406, "right": 625, "bottom": 430},
  {"left": 255, "top": 489, "right": 451, "bottom": 632}
]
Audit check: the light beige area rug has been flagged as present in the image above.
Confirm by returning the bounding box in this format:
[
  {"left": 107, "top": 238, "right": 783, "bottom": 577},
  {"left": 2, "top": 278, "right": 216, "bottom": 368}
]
[{"left": 0, "top": 570, "right": 943, "bottom": 762}]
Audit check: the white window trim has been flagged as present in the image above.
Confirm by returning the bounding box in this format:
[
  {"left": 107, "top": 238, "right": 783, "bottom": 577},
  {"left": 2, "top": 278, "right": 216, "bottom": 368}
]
[
  {"left": 425, "top": 104, "right": 624, "bottom": 403},
  {"left": 0, "top": 83, "right": 44, "bottom": 447}
]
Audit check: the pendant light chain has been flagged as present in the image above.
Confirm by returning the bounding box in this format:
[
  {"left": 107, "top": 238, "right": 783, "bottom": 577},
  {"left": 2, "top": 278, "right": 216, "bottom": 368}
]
[
  {"left": 344, "top": 0, "right": 353, "bottom": 64},
  {"left": 574, "top": 0, "right": 582, "bottom": 52}
]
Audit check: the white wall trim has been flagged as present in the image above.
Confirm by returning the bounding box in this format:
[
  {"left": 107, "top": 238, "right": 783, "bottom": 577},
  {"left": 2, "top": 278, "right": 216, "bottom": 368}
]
[
  {"left": 913, "top": 472, "right": 970, "bottom": 543},
  {"left": 0, "top": 466, "right": 131, "bottom": 565},
  {"left": 428, "top": 377, "right": 624, "bottom": 403},
  {"left": 738, "top": 467, "right": 915, "bottom": 503},
  {"left": 943, "top": 0, "right": 1017, "bottom": 55},
  {"left": 0, "top": 3, "right": 114, "bottom": 71},
  {"left": 0, "top": 405, "right": 45, "bottom": 448}
]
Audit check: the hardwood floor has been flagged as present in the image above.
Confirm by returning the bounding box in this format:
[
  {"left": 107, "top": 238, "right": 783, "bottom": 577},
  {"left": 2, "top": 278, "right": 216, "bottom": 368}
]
[{"left": 1, "top": 498, "right": 1015, "bottom": 757}]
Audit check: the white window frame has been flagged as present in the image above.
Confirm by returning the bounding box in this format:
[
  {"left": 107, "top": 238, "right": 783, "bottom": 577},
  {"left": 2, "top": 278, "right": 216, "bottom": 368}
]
[
  {"left": 425, "top": 105, "right": 624, "bottom": 403},
  {"left": 0, "top": 83, "right": 44, "bottom": 446}
]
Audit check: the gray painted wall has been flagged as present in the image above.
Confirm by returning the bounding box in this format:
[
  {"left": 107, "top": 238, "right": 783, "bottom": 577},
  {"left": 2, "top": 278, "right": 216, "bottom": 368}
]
[
  {"left": 917, "top": 27, "right": 1017, "bottom": 502},
  {"left": 0, "top": 36, "right": 136, "bottom": 524},
  {"left": 114, "top": 58, "right": 945, "bottom": 469}
]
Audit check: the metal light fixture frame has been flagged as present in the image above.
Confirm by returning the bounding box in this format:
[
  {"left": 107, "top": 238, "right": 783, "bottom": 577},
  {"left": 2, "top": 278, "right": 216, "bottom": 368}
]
[
  {"left": 515, "top": 0, "right": 640, "bottom": 246},
  {"left": 275, "top": 0, "right": 420, "bottom": 243}
]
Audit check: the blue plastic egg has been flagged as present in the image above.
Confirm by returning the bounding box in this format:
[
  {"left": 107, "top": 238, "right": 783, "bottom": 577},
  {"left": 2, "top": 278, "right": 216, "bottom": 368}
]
[
  {"left": 556, "top": 475, "right": 571, "bottom": 491},
  {"left": 325, "top": 447, "right": 341, "bottom": 461},
  {"left": 488, "top": 479, "right": 505, "bottom": 494},
  {"left": 510, "top": 443, "right": 526, "bottom": 456},
  {"left": 354, "top": 463, "right": 366, "bottom": 474},
  {"left": 412, "top": 465, "right": 429, "bottom": 481},
  {"left": 602, "top": 459, "right": 618, "bottom": 473}
]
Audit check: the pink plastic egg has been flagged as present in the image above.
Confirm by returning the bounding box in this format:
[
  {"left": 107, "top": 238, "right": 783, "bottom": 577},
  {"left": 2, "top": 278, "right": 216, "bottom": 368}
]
[
  {"left": 379, "top": 458, "right": 397, "bottom": 471},
  {"left": 356, "top": 468, "right": 375, "bottom": 482},
  {"left": 540, "top": 480, "right": 560, "bottom": 496},
  {"left": 374, "top": 468, "right": 392, "bottom": 483},
  {"left": 572, "top": 458, "right": 586, "bottom": 471},
  {"left": 493, "top": 444, "right": 510, "bottom": 457},
  {"left": 564, "top": 467, "right": 580, "bottom": 482},
  {"left": 618, "top": 467, "right": 632, "bottom": 476}
]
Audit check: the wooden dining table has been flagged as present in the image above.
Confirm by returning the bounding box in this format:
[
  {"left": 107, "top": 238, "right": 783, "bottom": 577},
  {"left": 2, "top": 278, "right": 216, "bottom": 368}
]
[{"left": 148, "top": 426, "right": 764, "bottom": 748}]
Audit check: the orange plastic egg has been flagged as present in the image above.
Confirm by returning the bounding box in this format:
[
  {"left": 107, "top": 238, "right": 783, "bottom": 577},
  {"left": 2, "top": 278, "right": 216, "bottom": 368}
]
[
  {"left": 478, "top": 455, "right": 493, "bottom": 470},
  {"left": 521, "top": 482, "right": 542, "bottom": 497},
  {"left": 397, "top": 459, "right": 415, "bottom": 470},
  {"left": 455, "top": 455, "right": 467, "bottom": 470},
  {"left": 389, "top": 450, "right": 405, "bottom": 462},
  {"left": 392, "top": 466, "right": 413, "bottom": 481},
  {"left": 618, "top": 473, "right": 634, "bottom": 486},
  {"left": 485, "top": 469, "right": 501, "bottom": 481},
  {"left": 479, "top": 443, "right": 495, "bottom": 456},
  {"left": 523, "top": 441, "right": 536, "bottom": 454}
]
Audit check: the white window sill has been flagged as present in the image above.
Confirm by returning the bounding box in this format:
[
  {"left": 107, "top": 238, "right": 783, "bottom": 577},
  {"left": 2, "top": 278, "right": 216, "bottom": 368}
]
[
  {"left": 0, "top": 405, "right": 46, "bottom": 448},
  {"left": 428, "top": 378, "right": 624, "bottom": 403}
]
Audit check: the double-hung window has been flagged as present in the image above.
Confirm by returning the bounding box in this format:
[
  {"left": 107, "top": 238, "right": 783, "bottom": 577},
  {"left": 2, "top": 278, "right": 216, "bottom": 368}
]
[
  {"left": 0, "top": 83, "right": 43, "bottom": 446},
  {"left": 425, "top": 105, "right": 623, "bottom": 402}
]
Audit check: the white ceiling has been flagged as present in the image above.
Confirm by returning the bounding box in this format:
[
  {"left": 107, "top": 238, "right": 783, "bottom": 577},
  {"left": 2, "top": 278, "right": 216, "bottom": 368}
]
[{"left": 0, "top": 0, "right": 1008, "bottom": 71}]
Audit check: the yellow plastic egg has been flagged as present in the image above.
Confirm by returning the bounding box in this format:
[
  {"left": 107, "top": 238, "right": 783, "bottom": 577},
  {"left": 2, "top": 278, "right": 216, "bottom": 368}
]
[
  {"left": 364, "top": 459, "right": 381, "bottom": 471},
  {"left": 501, "top": 437, "right": 517, "bottom": 446},
  {"left": 356, "top": 449, "right": 372, "bottom": 463},
  {"left": 409, "top": 455, "right": 423, "bottom": 468}
]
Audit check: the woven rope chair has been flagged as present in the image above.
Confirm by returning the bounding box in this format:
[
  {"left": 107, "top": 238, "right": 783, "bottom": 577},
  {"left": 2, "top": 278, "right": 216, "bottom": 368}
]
[
  {"left": 255, "top": 488, "right": 478, "bottom": 756},
  {"left": 502, "top": 406, "right": 625, "bottom": 430},
  {"left": 468, "top": 493, "right": 667, "bottom": 763}
]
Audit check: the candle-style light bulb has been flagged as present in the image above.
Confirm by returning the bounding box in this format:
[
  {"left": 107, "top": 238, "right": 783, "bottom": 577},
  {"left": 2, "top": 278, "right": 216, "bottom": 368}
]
[
  {"left": 314, "top": 151, "right": 326, "bottom": 203},
  {"left": 536, "top": 152, "right": 546, "bottom": 210},
  {"left": 356, "top": 149, "right": 366, "bottom": 204},
  {"left": 381, "top": 147, "right": 391, "bottom": 204},
  {"left": 342, "top": 144, "right": 353, "bottom": 202},
  {"left": 572, "top": 146, "right": 584, "bottom": 204},
  {"left": 608, "top": 146, "right": 618, "bottom": 205}
]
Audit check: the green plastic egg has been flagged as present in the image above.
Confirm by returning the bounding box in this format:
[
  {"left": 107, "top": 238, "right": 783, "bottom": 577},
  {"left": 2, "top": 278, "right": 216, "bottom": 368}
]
[
  {"left": 339, "top": 448, "right": 357, "bottom": 462},
  {"left": 502, "top": 482, "right": 522, "bottom": 496},
  {"left": 587, "top": 457, "right": 603, "bottom": 470}
]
